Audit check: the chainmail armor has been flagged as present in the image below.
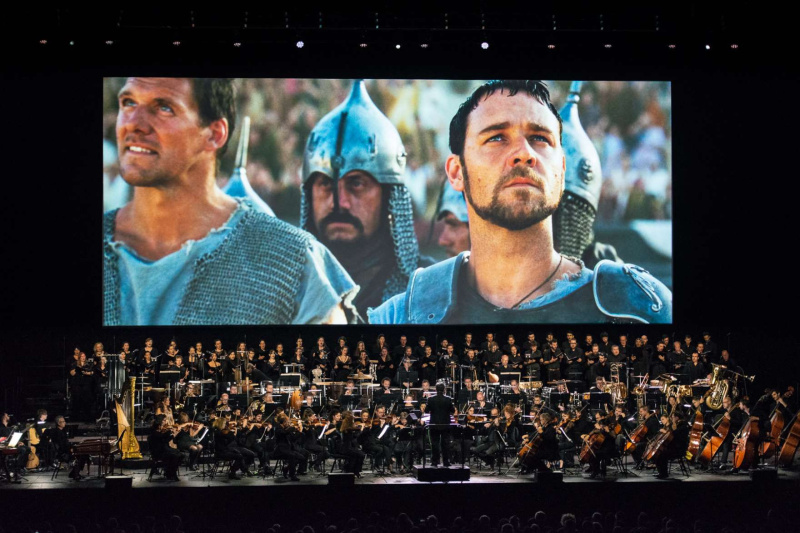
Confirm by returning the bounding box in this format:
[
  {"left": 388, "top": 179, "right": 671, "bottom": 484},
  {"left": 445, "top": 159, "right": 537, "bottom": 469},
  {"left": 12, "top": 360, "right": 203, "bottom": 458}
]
[
  {"left": 103, "top": 202, "right": 310, "bottom": 325},
  {"left": 553, "top": 192, "right": 596, "bottom": 260}
]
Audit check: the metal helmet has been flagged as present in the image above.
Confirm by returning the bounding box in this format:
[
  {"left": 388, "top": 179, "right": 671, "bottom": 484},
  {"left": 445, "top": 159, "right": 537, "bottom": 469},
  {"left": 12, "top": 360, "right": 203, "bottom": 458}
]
[
  {"left": 553, "top": 81, "right": 603, "bottom": 259},
  {"left": 300, "top": 80, "right": 420, "bottom": 303},
  {"left": 302, "top": 79, "right": 407, "bottom": 189},
  {"left": 437, "top": 179, "right": 469, "bottom": 223}
]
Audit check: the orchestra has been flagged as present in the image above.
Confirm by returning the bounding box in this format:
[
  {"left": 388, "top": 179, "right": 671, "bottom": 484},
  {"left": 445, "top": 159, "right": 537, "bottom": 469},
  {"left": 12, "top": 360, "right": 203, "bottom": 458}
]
[{"left": 2, "top": 329, "right": 798, "bottom": 486}]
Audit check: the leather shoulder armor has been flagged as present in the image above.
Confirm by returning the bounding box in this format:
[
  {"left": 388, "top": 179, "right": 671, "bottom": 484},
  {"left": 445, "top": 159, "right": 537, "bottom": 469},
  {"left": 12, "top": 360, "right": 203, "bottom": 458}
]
[{"left": 592, "top": 260, "right": 672, "bottom": 324}]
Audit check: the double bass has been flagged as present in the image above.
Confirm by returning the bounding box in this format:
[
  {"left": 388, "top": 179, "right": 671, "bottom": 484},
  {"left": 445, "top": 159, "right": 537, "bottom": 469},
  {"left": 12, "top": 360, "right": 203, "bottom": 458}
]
[
  {"left": 760, "top": 392, "right": 789, "bottom": 459},
  {"left": 698, "top": 407, "right": 733, "bottom": 465},
  {"left": 732, "top": 416, "right": 760, "bottom": 470},
  {"left": 778, "top": 412, "right": 800, "bottom": 467},
  {"left": 685, "top": 409, "right": 705, "bottom": 462}
]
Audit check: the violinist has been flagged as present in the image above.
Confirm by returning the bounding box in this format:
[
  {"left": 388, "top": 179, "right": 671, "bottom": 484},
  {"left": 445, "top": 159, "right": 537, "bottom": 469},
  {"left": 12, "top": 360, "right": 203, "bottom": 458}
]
[
  {"left": 654, "top": 410, "right": 690, "bottom": 479},
  {"left": 243, "top": 411, "right": 273, "bottom": 475},
  {"left": 392, "top": 413, "right": 415, "bottom": 473},
  {"left": 174, "top": 412, "right": 204, "bottom": 471},
  {"left": 212, "top": 416, "right": 256, "bottom": 479},
  {"left": 301, "top": 409, "right": 330, "bottom": 471},
  {"left": 272, "top": 413, "right": 306, "bottom": 481},
  {"left": 368, "top": 405, "right": 396, "bottom": 473},
  {"left": 155, "top": 397, "right": 175, "bottom": 426},
  {"left": 338, "top": 411, "right": 366, "bottom": 478},
  {"left": 148, "top": 414, "right": 183, "bottom": 481},
  {"left": 471, "top": 406, "right": 504, "bottom": 468}
]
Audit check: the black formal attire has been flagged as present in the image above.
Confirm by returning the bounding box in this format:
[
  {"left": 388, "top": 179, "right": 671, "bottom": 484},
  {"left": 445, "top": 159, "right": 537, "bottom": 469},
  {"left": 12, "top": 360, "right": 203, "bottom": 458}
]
[
  {"left": 426, "top": 393, "right": 455, "bottom": 466},
  {"left": 214, "top": 428, "right": 255, "bottom": 475},
  {"left": 632, "top": 415, "right": 663, "bottom": 463},
  {"left": 655, "top": 421, "right": 690, "bottom": 477},
  {"left": 684, "top": 361, "right": 707, "bottom": 384},
  {"left": 272, "top": 424, "right": 306, "bottom": 478},
  {"left": 522, "top": 350, "right": 542, "bottom": 380},
  {"left": 44, "top": 426, "right": 85, "bottom": 478},
  {"left": 148, "top": 429, "right": 183, "bottom": 479},
  {"left": 339, "top": 428, "right": 365, "bottom": 475}
]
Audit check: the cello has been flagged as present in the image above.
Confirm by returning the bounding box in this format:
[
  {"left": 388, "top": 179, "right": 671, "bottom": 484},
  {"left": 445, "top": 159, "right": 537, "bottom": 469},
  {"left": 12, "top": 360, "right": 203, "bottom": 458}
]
[
  {"left": 778, "top": 412, "right": 800, "bottom": 467},
  {"left": 644, "top": 426, "right": 673, "bottom": 462},
  {"left": 732, "top": 416, "right": 760, "bottom": 470}
]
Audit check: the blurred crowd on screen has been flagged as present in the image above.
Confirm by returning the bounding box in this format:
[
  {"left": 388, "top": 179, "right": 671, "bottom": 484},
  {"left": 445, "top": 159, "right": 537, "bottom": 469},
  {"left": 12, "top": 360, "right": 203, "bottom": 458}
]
[{"left": 102, "top": 78, "right": 671, "bottom": 232}]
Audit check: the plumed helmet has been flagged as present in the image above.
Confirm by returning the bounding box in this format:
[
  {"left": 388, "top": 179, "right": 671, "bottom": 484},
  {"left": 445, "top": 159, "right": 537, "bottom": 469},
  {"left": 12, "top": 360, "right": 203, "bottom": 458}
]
[{"left": 553, "top": 81, "right": 603, "bottom": 259}]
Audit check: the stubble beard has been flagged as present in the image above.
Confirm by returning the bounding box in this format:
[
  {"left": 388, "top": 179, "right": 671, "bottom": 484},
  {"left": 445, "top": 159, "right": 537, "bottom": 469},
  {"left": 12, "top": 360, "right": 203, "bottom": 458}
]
[{"left": 461, "top": 159, "right": 563, "bottom": 231}]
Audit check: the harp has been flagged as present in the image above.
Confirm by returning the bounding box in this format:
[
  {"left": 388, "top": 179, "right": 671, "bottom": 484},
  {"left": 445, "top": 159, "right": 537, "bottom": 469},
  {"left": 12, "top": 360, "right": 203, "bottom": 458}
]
[{"left": 115, "top": 377, "right": 142, "bottom": 459}]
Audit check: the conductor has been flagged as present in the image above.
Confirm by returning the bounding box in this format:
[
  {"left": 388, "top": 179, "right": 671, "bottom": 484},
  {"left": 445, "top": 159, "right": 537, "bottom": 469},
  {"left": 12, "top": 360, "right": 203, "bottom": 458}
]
[{"left": 425, "top": 383, "right": 456, "bottom": 467}]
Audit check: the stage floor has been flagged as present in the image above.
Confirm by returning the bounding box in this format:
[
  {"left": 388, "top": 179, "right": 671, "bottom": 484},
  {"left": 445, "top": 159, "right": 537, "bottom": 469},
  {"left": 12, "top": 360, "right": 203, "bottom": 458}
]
[{"left": 3, "top": 461, "right": 797, "bottom": 489}]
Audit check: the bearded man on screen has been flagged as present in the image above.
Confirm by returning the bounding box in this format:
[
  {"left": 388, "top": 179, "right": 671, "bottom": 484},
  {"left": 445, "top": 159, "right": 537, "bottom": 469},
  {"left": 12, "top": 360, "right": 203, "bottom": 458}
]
[{"left": 369, "top": 80, "right": 671, "bottom": 324}]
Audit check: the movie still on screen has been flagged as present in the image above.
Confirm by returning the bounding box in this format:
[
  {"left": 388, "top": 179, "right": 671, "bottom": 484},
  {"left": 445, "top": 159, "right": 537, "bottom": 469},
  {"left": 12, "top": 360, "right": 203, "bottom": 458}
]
[{"left": 103, "top": 78, "right": 671, "bottom": 326}]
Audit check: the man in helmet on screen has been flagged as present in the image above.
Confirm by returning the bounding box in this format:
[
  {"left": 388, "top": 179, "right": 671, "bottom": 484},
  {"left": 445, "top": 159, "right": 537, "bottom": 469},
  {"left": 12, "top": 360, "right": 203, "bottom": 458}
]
[
  {"left": 104, "top": 77, "right": 357, "bottom": 325},
  {"left": 369, "top": 80, "right": 671, "bottom": 324},
  {"left": 301, "top": 80, "right": 430, "bottom": 313}
]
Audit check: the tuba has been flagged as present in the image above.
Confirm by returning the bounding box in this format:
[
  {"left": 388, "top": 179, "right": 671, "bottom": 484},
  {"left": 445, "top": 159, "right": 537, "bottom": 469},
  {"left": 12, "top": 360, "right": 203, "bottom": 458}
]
[{"left": 704, "top": 365, "right": 730, "bottom": 410}]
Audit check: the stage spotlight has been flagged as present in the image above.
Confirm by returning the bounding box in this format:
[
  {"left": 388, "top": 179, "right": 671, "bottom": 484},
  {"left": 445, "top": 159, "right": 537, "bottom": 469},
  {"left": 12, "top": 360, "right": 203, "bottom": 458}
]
[
  {"left": 173, "top": 41, "right": 181, "bottom": 46},
  {"left": 481, "top": 41, "right": 489, "bottom": 50},
  {"left": 547, "top": 44, "right": 556, "bottom": 49},
  {"left": 69, "top": 40, "right": 75, "bottom": 46},
  {"left": 604, "top": 44, "right": 612, "bottom": 48},
  {"left": 420, "top": 43, "right": 429, "bottom": 49},
  {"left": 395, "top": 44, "right": 401, "bottom": 49},
  {"left": 731, "top": 44, "right": 738, "bottom": 49},
  {"left": 296, "top": 40, "right": 304, "bottom": 48},
  {"left": 705, "top": 44, "right": 710, "bottom": 50}
]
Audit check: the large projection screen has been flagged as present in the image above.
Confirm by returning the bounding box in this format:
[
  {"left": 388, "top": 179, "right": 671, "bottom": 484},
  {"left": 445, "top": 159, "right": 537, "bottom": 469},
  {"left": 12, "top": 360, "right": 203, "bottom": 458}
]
[{"left": 103, "top": 78, "right": 672, "bottom": 326}]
